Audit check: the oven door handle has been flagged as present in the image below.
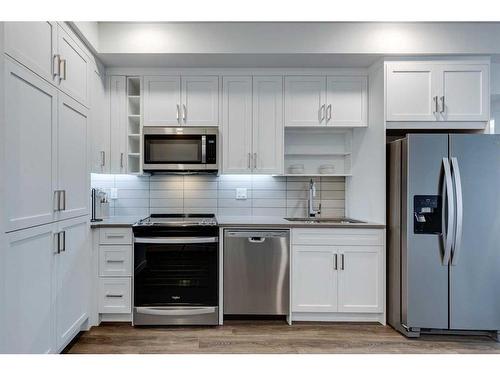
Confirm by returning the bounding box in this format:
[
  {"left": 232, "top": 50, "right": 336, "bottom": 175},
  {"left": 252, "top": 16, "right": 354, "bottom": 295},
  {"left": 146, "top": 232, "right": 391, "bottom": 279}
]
[
  {"left": 134, "top": 236, "right": 219, "bottom": 244},
  {"left": 135, "top": 307, "right": 216, "bottom": 316}
]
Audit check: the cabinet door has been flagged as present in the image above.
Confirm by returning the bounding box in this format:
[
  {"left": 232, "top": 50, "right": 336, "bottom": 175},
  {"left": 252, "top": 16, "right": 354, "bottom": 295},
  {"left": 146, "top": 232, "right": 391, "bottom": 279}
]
[
  {"left": 109, "top": 76, "right": 127, "bottom": 173},
  {"left": 386, "top": 63, "right": 439, "bottom": 121},
  {"left": 292, "top": 246, "right": 337, "bottom": 312},
  {"left": 337, "top": 246, "right": 383, "bottom": 313},
  {"left": 438, "top": 64, "right": 490, "bottom": 121},
  {"left": 222, "top": 76, "right": 253, "bottom": 174},
  {"left": 143, "top": 76, "right": 181, "bottom": 126},
  {"left": 57, "top": 93, "right": 89, "bottom": 220},
  {"left": 4, "top": 224, "right": 57, "bottom": 353},
  {"left": 252, "top": 76, "right": 283, "bottom": 174},
  {"left": 55, "top": 217, "right": 89, "bottom": 350},
  {"left": 57, "top": 26, "right": 89, "bottom": 107},
  {"left": 4, "top": 59, "right": 58, "bottom": 232},
  {"left": 326, "top": 76, "right": 367, "bottom": 127},
  {"left": 4, "top": 21, "right": 58, "bottom": 84},
  {"left": 90, "top": 67, "right": 110, "bottom": 173},
  {"left": 181, "top": 76, "right": 219, "bottom": 126},
  {"left": 284, "top": 76, "right": 326, "bottom": 126}
]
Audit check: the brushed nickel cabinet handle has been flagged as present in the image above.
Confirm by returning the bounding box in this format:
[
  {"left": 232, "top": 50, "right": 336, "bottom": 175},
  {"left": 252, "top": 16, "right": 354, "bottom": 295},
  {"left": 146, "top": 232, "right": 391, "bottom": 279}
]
[
  {"left": 101, "top": 151, "right": 106, "bottom": 167},
  {"left": 120, "top": 153, "right": 124, "bottom": 169},
  {"left": 334, "top": 253, "right": 338, "bottom": 270},
  {"left": 106, "top": 294, "right": 124, "bottom": 298},
  {"left": 54, "top": 190, "right": 60, "bottom": 211},
  {"left": 59, "top": 59, "right": 67, "bottom": 81},
  {"left": 53, "top": 54, "right": 60, "bottom": 78},
  {"left": 253, "top": 153, "right": 257, "bottom": 169},
  {"left": 327, "top": 104, "right": 332, "bottom": 122},
  {"left": 341, "top": 254, "right": 345, "bottom": 270},
  {"left": 54, "top": 232, "right": 61, "bottom": 254},
  {"left": 433, "top": 96, "right": 438, "bottom": 114},
  {"left": 248, "top": 153, "right": 251, "bottom": 169},
  {"left": 183, "top": 104, "right": 187, "bottom": 123},
  {"left": 440, "top": 96, "right": 445, "bottom": 114},
  {"left": 61, "top": 190, "right": 66, "bottom": 211},
  {"left": 176, "top": 104, "right": 180, "bottom": 124},
  {"left": 319, "top": 104, "right": 326, "bottom": 123}
]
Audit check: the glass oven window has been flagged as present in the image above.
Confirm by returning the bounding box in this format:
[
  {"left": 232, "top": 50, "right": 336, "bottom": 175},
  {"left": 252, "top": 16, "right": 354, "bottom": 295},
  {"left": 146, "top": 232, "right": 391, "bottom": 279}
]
[
  {"left": 134, "top": 242, "right": 218, "bottom": 307},
  {"left": 145, "top": 135, "right": 202, "bottom": 164}
]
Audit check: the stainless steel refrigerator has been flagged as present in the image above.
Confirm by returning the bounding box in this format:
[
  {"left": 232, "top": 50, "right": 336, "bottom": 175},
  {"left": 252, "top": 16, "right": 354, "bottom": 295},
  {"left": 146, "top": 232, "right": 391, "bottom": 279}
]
[{"left": 388, "top": 134, "right": 500, "bottom": 341}]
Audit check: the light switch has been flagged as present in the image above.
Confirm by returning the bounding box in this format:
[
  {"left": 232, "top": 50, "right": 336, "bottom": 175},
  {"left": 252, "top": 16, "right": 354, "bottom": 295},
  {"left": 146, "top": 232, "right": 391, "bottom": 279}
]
[{"left": 236, "top": 188, "right": 247, "bottom": 200}]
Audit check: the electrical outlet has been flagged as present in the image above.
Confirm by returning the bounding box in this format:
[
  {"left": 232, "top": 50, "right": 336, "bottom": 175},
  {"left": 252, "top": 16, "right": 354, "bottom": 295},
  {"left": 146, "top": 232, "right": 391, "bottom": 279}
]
[
  {"left": 110, "top": 188, "right": 118, "bottom": 200},
  {"left": 236, "top": 188, "right": 247, "bottom": 200}
]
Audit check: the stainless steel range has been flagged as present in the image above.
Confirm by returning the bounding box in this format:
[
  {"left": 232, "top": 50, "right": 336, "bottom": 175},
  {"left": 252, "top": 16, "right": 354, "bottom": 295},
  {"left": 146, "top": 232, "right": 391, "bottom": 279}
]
[{"left": 132, "top": 214, "right": 219, "bottom": 326}]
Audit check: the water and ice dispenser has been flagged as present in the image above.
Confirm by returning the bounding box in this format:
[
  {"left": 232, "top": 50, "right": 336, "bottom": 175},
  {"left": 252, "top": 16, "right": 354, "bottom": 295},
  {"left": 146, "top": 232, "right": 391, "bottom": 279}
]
[{"left": 413, "top": 195, "right": 442, "bottom": 234}]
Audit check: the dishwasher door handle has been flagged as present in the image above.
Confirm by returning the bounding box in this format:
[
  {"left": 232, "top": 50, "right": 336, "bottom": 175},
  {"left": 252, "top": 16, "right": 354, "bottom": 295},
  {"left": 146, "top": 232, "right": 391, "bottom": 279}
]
[{"left": 248, "top": 237, "right": 266, "bottom": 243}]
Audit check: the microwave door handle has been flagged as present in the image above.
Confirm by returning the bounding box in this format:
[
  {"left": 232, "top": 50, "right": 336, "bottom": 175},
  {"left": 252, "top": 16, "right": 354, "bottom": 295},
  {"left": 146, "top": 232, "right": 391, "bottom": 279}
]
[{"left": 201, "top": 136, "right": 206, "bottom": 163}]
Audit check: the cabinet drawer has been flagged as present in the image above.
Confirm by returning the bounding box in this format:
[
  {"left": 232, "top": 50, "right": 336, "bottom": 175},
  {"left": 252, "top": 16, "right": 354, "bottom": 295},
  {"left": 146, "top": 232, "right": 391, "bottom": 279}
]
[
  {"left": 292, "top": 228, "right": 384, "bottom": 246},
  {"left": 99, "top": 227, "right": 132, "bottom": 245},
  {"left": 98, "top": 278, "right": 131, "bottom": 314},
  {"left": 99, "top": 245, "right": 132, "bottom": 277}
]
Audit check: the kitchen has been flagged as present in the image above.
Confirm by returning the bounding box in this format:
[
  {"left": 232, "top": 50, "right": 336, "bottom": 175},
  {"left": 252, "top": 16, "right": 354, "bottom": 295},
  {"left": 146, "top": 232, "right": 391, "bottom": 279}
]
[{"left": 2, "top": 11, "right": 500, "bottom": 365}]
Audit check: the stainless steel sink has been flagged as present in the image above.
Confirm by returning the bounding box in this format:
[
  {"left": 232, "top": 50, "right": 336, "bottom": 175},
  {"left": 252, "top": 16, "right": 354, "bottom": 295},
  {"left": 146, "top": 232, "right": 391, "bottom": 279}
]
[{"left": 284, "top": 217, "right": 366, "bottom": 224}]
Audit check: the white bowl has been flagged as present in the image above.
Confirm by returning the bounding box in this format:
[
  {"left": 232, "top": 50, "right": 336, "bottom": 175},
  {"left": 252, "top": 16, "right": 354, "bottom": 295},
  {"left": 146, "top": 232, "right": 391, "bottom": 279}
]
[
  {"left": 319, "top": 164, "right": 335, "bottom": 174},
  {"left": 288, "top": 164, "right": 305, "bottom": 174}
]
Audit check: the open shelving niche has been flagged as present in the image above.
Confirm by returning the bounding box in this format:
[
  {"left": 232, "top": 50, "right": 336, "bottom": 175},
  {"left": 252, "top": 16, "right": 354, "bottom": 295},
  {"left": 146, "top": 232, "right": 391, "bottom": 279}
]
[
  {"left": 127, "top": 77, "right": 142, "bottom": 174},
  {"left": 283, "top": 128, "right": 353, "bottom": 176}
]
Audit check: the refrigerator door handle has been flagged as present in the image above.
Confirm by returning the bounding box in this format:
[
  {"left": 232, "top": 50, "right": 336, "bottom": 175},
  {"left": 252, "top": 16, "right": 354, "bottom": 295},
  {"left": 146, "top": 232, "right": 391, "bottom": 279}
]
[
  {"left": 442, "top": 157, "right": 455, "bottom": 265},
  {"left": 450, "top": 157, "right": 463, "bottom": 266}
]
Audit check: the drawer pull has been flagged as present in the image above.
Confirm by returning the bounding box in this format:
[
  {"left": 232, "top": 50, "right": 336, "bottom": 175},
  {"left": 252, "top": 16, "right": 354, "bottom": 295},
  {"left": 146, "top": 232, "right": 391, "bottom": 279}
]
[
  {"left": 107, "top": 234, "right": 125, "bottom": 238},
  {"left": 106, "top": 294, "right": 124, "bottom": 298},
  {"left": 106, "top": 259, "right": 125, "bottom": 263}
]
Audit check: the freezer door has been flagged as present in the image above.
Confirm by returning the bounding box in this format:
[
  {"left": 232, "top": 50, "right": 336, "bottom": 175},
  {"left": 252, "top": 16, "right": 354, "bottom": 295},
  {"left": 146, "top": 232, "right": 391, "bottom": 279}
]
[
  {"left": 449, "top": 134, "right": 500, "bottom": 330},
  {"left": 404, "top": 134, "right": 449, "bottom": 329}
]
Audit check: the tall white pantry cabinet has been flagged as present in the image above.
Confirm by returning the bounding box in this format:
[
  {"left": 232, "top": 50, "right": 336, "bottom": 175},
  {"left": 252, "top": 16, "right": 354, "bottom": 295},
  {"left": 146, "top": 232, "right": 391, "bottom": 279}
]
[{"left": 1, "top": 22, "right": 92, "bottom": 353}]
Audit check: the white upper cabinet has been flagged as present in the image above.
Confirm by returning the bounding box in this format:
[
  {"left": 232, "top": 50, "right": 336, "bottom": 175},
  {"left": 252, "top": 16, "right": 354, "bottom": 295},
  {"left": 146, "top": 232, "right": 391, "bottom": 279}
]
[
  {"left": 386, "top": 61, "right": 490, "bottom": 124},
  {"left": 4, "top": 223, "right": 57, "bottom": 354},
  {"left": 222, "top": 76, "right": 253, "bottom": 173},
  {"left": 386, "top": 62, "right": 438, "bottom": 122},
  {"left": 285, "top": 75, "right": 368, "bottom": 127},
  {"left": 90, "top": 68, "right": 110, "bottom": 173},
  {"left": 143, "top": 75, "right": 219, "bottom": 126},
  {"left": 439, "top": 64, "right": 490, "bottom": 121},
  {"left": 57, "top": 26, "right": 90, "bottom": 107},
  {"left": 337, "top": 246, "right": 384, "bottom": 313},
  {"left": 252, "top": 76, "right": 283, "bottom": 174},
  {"left": 4, "top": 22, "right": 58, "bottom": 84},
  {"left": 222, "top": 76, "right": 284, "bottom": 174},
  {"left": 55, "top": 217, "right": 89, "bottom": 350},
  {"left": 326, "top": 76, "right": 367, "bottom": 127},
  {"left": 285, "top": 76, "right": 326, "bottom": 126},
  {"left": 182, "top": 76, "right": 219, "bottom": 126},
  {"left": 57, "top": 93, "right": 89, "bottom": 220},
  {"left": 4, "top": 22, "right": 91, "bottom": 107},
  {"left": 143, "top": 76, "right": 181, "bottom": 126},
  {"left": 4, "top": 59, "right": 58, "bottom": 232},
  {"left": 110, "top": 76, "right": 128, "bottom": 173}
]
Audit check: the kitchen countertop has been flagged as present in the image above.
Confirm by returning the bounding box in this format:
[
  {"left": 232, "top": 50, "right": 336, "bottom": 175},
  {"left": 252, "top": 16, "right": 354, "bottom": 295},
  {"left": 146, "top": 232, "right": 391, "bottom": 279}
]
[
  {"left": 217, "top": 216, "right": 385, "bottom": 229},
  {"left": 90, "top": 215, "right": 385, "bottom": 229},
  {"left": 90, "top": 216, "right": 143, "bottom": 228}
]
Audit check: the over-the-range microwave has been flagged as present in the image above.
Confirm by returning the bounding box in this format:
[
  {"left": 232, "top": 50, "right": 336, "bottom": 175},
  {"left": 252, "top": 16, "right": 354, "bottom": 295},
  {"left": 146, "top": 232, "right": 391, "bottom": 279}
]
[{"left": 143, "top": 127, "right": 218, "bottom": 173}]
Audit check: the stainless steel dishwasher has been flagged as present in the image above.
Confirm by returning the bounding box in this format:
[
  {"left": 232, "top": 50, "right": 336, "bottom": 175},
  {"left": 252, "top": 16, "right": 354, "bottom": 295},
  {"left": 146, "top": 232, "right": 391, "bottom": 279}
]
[{"left": 223, "top": 229, "right": 289, "bottom": 315}]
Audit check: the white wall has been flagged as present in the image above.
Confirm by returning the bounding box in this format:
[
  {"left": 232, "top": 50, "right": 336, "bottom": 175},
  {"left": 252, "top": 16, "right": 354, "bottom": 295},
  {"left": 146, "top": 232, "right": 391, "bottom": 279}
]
[{"left": 96, "top": 22, "right": 500, "bottom": 55}]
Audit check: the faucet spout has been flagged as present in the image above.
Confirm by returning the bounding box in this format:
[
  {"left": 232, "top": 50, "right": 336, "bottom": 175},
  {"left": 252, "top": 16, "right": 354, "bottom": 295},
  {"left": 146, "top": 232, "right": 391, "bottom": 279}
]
[{"left": 307, "top": 179, "right": 321, "bottom": 217}]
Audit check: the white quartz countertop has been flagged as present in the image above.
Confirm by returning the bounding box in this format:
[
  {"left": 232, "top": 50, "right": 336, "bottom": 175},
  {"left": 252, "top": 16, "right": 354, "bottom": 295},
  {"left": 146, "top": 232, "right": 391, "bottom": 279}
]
[
  {"left": 90, "top": 215, "right": 385, "bottom": 229},
  {"left": 216, "top": 216, "right": 385, "bottom": 228},
  {"left": 90, "top": 216, "right": 143, "bottom": 228}
]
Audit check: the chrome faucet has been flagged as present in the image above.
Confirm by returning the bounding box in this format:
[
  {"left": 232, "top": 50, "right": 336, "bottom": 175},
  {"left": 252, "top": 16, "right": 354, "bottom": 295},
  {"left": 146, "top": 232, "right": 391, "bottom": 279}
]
[{"left": 308, "top": 179, "right": 321, "bottom": 217}]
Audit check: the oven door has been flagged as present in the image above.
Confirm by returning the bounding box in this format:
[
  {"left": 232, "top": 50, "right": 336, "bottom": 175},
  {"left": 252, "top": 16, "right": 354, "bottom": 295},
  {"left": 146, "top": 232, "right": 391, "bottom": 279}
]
[{"left": 133, "top": 236, "right": 219, "bottom": 325}]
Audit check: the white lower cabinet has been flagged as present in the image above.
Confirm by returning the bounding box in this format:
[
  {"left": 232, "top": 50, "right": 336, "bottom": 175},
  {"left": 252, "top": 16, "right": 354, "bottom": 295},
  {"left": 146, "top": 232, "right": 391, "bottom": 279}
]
[
  {"left": 291, "top": 228, "right": 384, "bottom": 321},
  {"left": 3, "top": 216, "right": 90, "bottom": 353},
  {"left": 96, "top": 227, "right": 133, "bottom": 319},
  {"left": 98, "top": 278, "right": 132, "bottom": 314},
  {"left": 292, "top": 246, "right": 337, "bottom": 312}
]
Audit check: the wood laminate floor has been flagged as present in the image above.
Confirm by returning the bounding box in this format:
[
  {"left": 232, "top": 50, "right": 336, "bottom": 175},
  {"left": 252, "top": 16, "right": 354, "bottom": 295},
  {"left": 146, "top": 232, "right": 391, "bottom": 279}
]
[{"left": 65, "top": 321, "right": 500, "bottom": 354}]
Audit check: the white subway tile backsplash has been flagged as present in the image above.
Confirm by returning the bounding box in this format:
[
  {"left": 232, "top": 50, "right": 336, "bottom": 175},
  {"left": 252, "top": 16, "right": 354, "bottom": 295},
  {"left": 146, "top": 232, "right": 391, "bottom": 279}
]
[{"left": 91, "top": 174, "right": 345, "bottom": 218}]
